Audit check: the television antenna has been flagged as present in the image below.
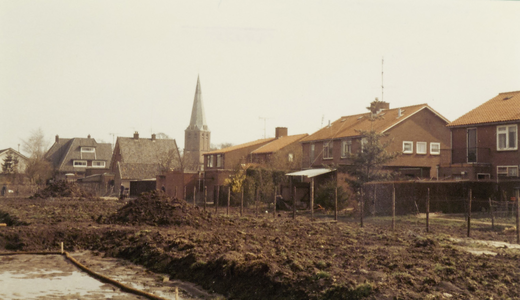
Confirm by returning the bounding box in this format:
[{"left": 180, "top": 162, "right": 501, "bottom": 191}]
[{"left": 258, "top": 117, "right": 272, "bottom": 139}]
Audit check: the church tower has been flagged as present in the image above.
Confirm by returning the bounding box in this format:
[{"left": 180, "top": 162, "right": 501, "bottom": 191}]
[{"left": 184, "top": 76, "right": 211, "bottom": 171}]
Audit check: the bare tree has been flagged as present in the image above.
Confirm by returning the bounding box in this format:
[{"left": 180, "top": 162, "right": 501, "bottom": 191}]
[{"left": 22, "top": 128, "right": 53, "bottom": 184}]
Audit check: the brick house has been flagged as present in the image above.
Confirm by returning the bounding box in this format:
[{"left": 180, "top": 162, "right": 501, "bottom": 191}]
[
  {"left": 46, "top": 135, "right": 113, "bottom": 181},
  {"left": 250, "top": 127, "right": 308, "bottom": 169},
  {"left": 440, "top": 91, "right": 520, "bottom": 181},
  {"left": 111, "top": 132, "right": 179, "bottom": 196},
  {"left": 300, "top": 102, "right": 451, "bottom": 179}
]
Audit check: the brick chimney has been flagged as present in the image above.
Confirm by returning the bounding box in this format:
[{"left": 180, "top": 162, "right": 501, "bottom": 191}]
[
  {"left": 133, "top": 131, "right": 139, "bottom": 140},
  {"left": 151, "top": 133, "right": 156, "bottom": 141},
  {"left": 275, "top": 127, "right": 288, "bottom": 138},
  {"left": 55, "top": 135, "right": 59, "bottom": 143}
]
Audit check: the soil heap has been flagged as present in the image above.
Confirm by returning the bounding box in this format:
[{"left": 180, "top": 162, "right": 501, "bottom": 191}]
[
  {"left": 31, "top": 180, "right": 94, "bottom": 199},
  {"left": 106, "top": 190, "right": 211, "bottom": 227}
]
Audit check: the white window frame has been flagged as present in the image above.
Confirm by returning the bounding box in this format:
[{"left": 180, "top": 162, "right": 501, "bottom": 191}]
[
  {"left": 323, "top": 141, "right": 333, "bottom": 159},
  {"left": 416, "top": 142, "right": 427, "bottom": 154},
  {"left": 81, "top": 147, "right": 95, "bottom": 153},
  {"left": 73, "top": 160, "right": 87, "bottom": 167},
  {"left": 497, "top": 165, "right": 519, "bottom": 177},
  {"left": 288, "top": 153, "right": 294, "bottom": 162},
  {"left": 497, "top": 124, "right": 518, "bottom": 151},
  {"left": 403, "top": 141, "right": 413, "bottom": 154},
  {"left": 92, "top": 161, "right": 106, "bottom": 168},
  {"left": 341, "top": 140, "right": 352, "bottom": 158},
  {"left": 430, "top": 142, "right": 441, "bottom": 155},
  {"left": 207, "top": 155, "right": 213, "bottom": 168},
  {"left": 360, "top": 138, "right": 367, "bottom": 153},
  {"left": 310, "top": 143, "right": 315, "bottom": 163}
]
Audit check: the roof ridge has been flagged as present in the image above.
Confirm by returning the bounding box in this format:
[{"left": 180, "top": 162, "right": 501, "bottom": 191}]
[{"left": 499, "top": 90, "right": 520, "bottom": 95}]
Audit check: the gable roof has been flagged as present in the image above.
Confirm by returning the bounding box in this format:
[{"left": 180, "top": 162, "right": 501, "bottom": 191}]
[
  {"left": 300, "top": 104, "right": 449, "bottom": 143},
  {"left": 251, "top": 133, "right": 308, "bottom": 154},
  {"left": 116, "top": 137, "right": 178, "bottom": 164},
  {"left": 45, "top": 137, "right": 112, "bottom": 172},
  {"left": 204, "top": 138, "right": 276, "bottom": 155},
  {"left": 0, "top": 148, "right": 28, "bottom": 160},
  {"left": 448, "top": 91, "right": 520, "bottom": 128}
]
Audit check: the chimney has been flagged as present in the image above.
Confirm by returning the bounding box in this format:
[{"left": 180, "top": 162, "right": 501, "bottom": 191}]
[
  {"left": 133, "top": 131, "right": 139, "bottom": 140},
  {"left": 275, "top": 127, "right": 288, "bottom": 138},
  {"left": 397, "top": 108, "right": 402, "bottom": 118},
  {"left": 55, "top": 135, "right": 59, "bottom": 143},
  {"left": 151, "top": 133, "right": 156, "bottom": 141},
  {"left": 87, "top": 134, "right": 91, "bottom": 139}
]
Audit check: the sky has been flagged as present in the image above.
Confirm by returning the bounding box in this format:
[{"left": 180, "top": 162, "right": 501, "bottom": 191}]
[{"left": 1, "top": 0, "right": 519, "bottom": 155}]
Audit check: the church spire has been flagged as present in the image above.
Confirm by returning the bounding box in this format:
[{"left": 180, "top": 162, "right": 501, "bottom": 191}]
[{"left": 188, "top": 75, "right": 208, "bottom": 130}]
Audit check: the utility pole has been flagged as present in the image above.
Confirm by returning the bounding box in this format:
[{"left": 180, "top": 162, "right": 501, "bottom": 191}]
[{"left": 381, "top": 57, "right": 384, "bottom": 103}]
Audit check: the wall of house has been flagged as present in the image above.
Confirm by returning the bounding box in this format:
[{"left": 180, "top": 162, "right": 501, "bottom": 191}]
[{"left": 156, "top": 171, "right": 199, "bottom": 200}]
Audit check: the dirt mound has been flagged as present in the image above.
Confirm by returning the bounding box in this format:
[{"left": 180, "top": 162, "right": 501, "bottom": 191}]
[
  {"left": 0, "top": 210, "right": 28, "bottom": 226},
  {"left": 106, "top": 190, "right": 211, "bottom": 227},
  {"left": 30, "top": 180, "right": 93, "bottom": 199}
]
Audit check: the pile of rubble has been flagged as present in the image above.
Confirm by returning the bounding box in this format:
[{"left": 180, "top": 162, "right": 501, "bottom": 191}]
[{"left": 30, "top": 180, "right": 94, "bottom": 199}]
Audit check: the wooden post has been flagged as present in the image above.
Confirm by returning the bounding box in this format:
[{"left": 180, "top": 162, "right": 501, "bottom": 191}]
[
  {"left": 392, "top": 186, "right": 395, "bottom": 232},
  {"left": 193, "top": 186, "right": 196, "bottom": 206},
  {"left": 515, "top": 188, "right": 520, "bottom": 244},
  {"left": 175, "top": 286, "right": 179, "bottom": 300},
  {"left": 183, "top": 186, "right": 186, "bottom": 200},
  {"left": 255, "top": 188, "right": 259, "bottom": 217},
  {"left": 311, "top": 178, "right": 315, "bottom": 220},
  {"left": 215, "top": 185, "right": 220, "bottom": 214},
  {"left": 426, "top": 188, "right": 430, "bottom": 233},
  {"left": 372, "top": 185, "right": 377, "bottom": 217},
  {"left": 204, "top": 186, "right": 207, "bottom": 212},
  {"left": 360, "top": 187, "right": 364, "bottom": 228},
  {"left": 61, "top": 242, "right": 64, "bottom": 254},
  {"left": 240, "top": 188, "right": 244, "bottom": 217},
  {"left": 489, "top": 198, "right": 495, "bottom": 230},
  {"left": 293, "top": 185, "right": 296, "bottom": 220},
  {"left": 467, "top": 189, "right": 472, "bottom": 238},
  {"left": 227, "top": 186, "right": 231, "bottom": 216},
  {"left": 273, "top": 186, "right": 277, "bottom": 218},
  {"left": 334, "top": 186, "right": 338, "bottom": 221}
]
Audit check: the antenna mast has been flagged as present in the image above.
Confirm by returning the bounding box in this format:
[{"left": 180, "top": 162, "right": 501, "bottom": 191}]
[{"left": 381, "top": 57, "right": 384, "bottom": 102}]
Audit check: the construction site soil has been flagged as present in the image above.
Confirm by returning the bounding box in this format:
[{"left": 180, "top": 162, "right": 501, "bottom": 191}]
[{"left": 1, "top": 190, "right": 520, "bottom": 299}]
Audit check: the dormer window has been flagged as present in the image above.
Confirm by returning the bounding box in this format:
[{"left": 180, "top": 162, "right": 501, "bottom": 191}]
[
  {"left": 92, "top": 161, "right": 106, "bottom": 168},
  {"left": 81, "top": 147, "right": 95, "bottom": 153},
  {"left": 73, "top": 160, "right": 87, "bottom": 167}
]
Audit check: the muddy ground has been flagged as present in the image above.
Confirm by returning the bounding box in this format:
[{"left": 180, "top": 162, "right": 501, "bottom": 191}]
[{"left": 1, "top": 192, "right": 520, "bottom": 299}]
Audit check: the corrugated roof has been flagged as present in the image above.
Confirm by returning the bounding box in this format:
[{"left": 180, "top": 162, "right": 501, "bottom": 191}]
[
  {"left": 205, "top": 138, "right": 276, "bottom": 155},
  {"left": 300, "top": 104, "right": 448, "bottom": 143},
  {"left": 251, "top": 133, "right": 308, "bottom": 154},
  {"left": 286, "top": 168, "right": 335, "bottom": 178},
  {"left": 448, "top": 91, "right": 520, "bottom": 127}
]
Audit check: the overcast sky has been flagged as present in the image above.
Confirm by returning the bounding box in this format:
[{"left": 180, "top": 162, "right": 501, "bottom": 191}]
[{"left": 1, "top": 0, "right": 519, "bottom": 154}]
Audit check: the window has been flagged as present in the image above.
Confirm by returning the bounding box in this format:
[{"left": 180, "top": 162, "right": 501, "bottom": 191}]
[
  {"left": 323, "top": 141, "right": 333, "bottom": 159},
  {"left": 92, "top": 161, "right": 105, "bottom": 168},
  {"left": 497, "top": 125, "right": 517, "bottom": 151},
  {"left": 360, "top": 138, "right": 367, "bottom": 153},
  {"left": 288, "top": 153, "right": 294, "bottom": 162},
  {"left": 497, "top": 166, "right": 519, "bottom": 177},
  {"left": 416, "top": 142, "right": 427, "bottom": 154},
  {"left": 403, "top": 141, "right": 413, "bottom": 154},
  {"left": 73, "top": 160, "right": 87, "bottom": 167},
  {"left": 310, "top": 143, "right": 315, "bottom": 163},
  {"left": 216, "top": 154, "right": 222, "bottom": 168},
  {"left": 207, "top": 155, "right": 213, "bottom": 168},
  {"left": 81, "top": 147, "right": 95, "bottom": 153},
  {"left": 430, "top": 142, "right": 440, "bottom": 155},
  {"left": 341, "top": 140, "right": 352, "bottom": 158}
]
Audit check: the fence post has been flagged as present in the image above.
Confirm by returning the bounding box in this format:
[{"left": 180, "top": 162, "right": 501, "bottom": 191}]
[
  {"left": 204, "top": 186, "right": 207, "bottom": 212},
  {"left": 215, "top": 185, "right": 220, "bottom": 214},
  {"left": 227, "top": 186, "right": 231, "bottom": 216},
  {"left": 311, "top": 178, "right": 315, "bottom": 220},
  {"left": 184, "top": 186, "right": 186, "bottom": 200},
  {"left": 273, "top": 186, "right": 277, "bottom": 218},
  {"left": 360, "top": 187, "right": 364, "bottom": 228},
  {"left": 193, "top": 186, "right": 196, "bottom": 206},
  {"left": 392, "top": 186, "right": 395, "bottom": 232},
  {"left": 426, "top": 188, "right": 430, "bottom": 233},
  {"left": 516, "top": 188, "right": 520, "bottom": 244},
  {"left": 293, "top": 185, "right": 296, "bottom": 220},
  {"left": 489, "top": 198, "right": 495, "bottom": 230},
  {"left": 255, "top": 188, "right": 259, "bottom": 218},
  {"left": 334, "top": 186, "right": 338, "bottom": 221},
  {"left": 467, "top": 189, "right": 472, "bottom": 238},
  {"left": 240, "top": 188, "right": 244, "bottom": 217}
]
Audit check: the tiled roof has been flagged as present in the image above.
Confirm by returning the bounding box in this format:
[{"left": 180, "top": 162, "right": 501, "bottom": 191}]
[
  {"left": 448, "top": 91, "right": 520, "bottom": 127},
  {"left": 45, "top": 138, "right": 113, "bottom": 172},
  {"left": 251, "top": 134, "right": 308, "bottom": 154},
  {"left": 118, "top": 162, "right": 161, "bottom": 180},
  {"left": 300, "top": 104, "right": 448, "bottom": 142},
  {"left": 117, "top": 137, "right": 178, "bottom": 164},
  {"left": 205, "top": 138, "right": 276, "bottom": 155}
]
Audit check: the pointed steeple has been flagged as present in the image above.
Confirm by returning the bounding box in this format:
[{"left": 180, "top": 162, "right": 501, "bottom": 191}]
[{"left": 188, "top": 75, "right": 208, "bottom": 130}]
